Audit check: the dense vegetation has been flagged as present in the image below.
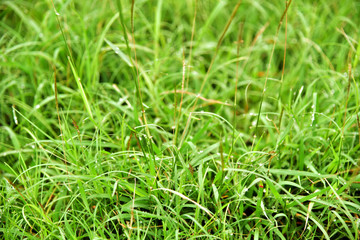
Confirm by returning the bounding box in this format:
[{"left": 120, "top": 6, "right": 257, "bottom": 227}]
[{"left": 1, "top": 0, "right": 360, "bottom": 239}]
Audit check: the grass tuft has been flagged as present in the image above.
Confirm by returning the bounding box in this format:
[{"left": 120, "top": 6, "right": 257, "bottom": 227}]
[{"left": 1, "top": 0, "right": 360, "bottom": 239}]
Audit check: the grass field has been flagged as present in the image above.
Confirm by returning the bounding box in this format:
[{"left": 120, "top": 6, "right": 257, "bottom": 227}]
[{"left": 1, "top": 0, "right": 360, "bottom": 239}]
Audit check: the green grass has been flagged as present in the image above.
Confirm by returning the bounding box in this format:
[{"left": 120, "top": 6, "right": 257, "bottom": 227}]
[{"left": 1, "top": 0, "right": 360, "bottom": 239}]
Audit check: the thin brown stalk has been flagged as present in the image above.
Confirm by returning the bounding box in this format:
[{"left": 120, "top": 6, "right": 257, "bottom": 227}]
[
  {"left": 230, "top": 22, "right": 244, "bottom": 157},
  {"left": 179, "top": 1, "right": 242, "bottom": 147},
  {"left": 71, "top": 118, "right": 81, "bottom": 142},
  {"left": 44, "top": 186, "right": 58, "bottom": 211},
  {"left": 234, "top": 22, "right": 243, "bottom": 125},
  {"left": 255, "top": 0, "right": 292, "bottom": 135},
  {"left": 192, "top": 0, "right": 243, "bottom": 111},
  {"left": 242, "top": 22, "right": 269, "bottom": 114},
  {"left": 241, "top": 22, "right": 269, "bottom": 71}
]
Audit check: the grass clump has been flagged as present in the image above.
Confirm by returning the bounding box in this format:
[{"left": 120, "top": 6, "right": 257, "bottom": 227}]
[{"left": 1, "top": 0, "right": 360, "bottom": 239}]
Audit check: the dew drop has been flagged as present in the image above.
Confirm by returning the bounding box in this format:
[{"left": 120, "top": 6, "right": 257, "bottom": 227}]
[
  {"left": 12, "top": 107, "right": 18, "bottom": 125},
  {"left": 299, "top": 86, "right": 304, "bottom": 94}
]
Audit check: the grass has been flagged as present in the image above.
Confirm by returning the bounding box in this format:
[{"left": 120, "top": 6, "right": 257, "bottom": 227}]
[{"left": 1, "top": 0, "right": 360, "bottom": 239}]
